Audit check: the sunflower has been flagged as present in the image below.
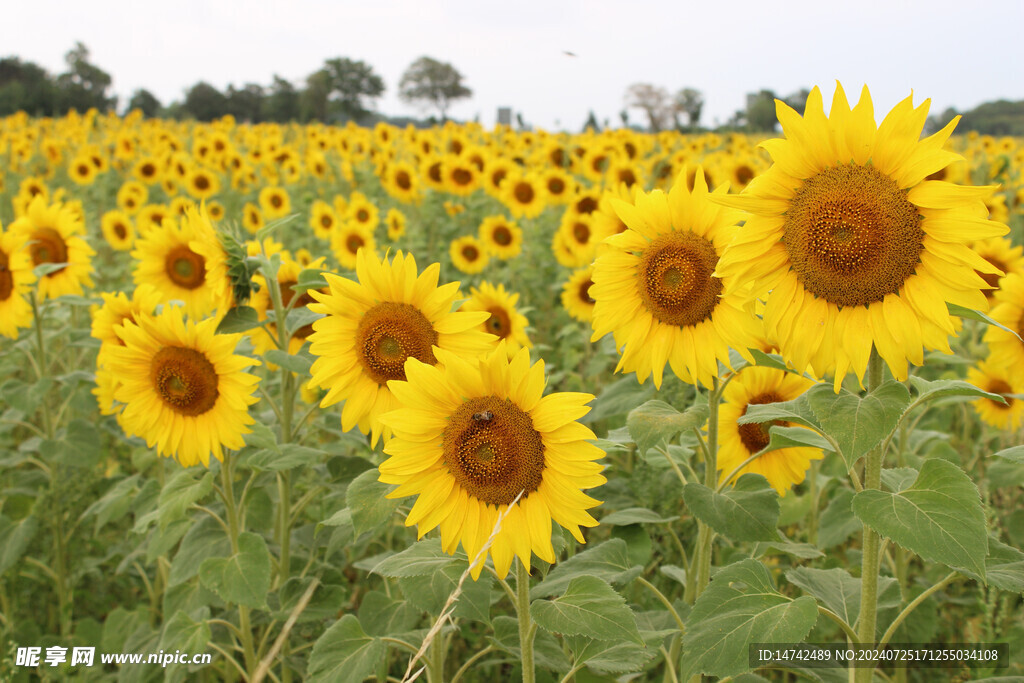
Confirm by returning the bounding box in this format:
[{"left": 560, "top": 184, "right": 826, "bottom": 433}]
[
  {"left": 117, "top": 181, "right": 148, "bottom": 214},
  {"left": 501, "top": 172, "right": 547, "bottom": 219},
  {"left": 136, "top": 204, "right": 171, "bottom": 237},
  {"left": 68, "top": 156, "right": 98, "bottom": 186},
  {"left": 206, "top": 201, "right": 225, "bottom": 222},
  {"left": 968, "top": 361, "right": 1023, "bottom": 431},
  {"left": 714, "top": 85, "right": 1008, "bottom": 389},
  {"left": 378, "top": 345, "right": 605, "bottom": 579},
  {"left": 717, "top": 366, "right": 822, "bottom": 495},
  {"left": 478, "top": 215, "right": 522, "bottom": 260},
  {"left": 971, "top": 236, "right": 1024, "bottom": 301},
  {"left": 443, "top": 157, "right": 480, "bottom": 196},
  {"left": 386, "top": 208, "right": 407, "bottom": 241},
  {"left": 556, "top": 211, "right": 598, "bottom": 267},
  {"left": 561, "top": 266, "right": 596, "bottom": 323},
  {"left": 346, "top": 192, "right": 380, "bottom": 232},
  {"left": 10, "top": 196, "right": 95, "bottom": 300},
  {"left": 450, "top": 235, "right": 490, "bottom": 275},
  {"left": 540, "top": 167, "right": 576, "bottom": 205},
  {"left": 131, "top": 205, "right": 231, "bottom": 318},
  {"left": 242, "top": 202, "right": 264, "bottom": 234},
  {"left": 133, "top": 157, "right": 162, "bottom": 185},
  {"left": 331, "top": 222, "right": 376, "bottom": 271},
  {"left": 309, "top": 200, "right": 337, "bottom": 241},
  {"left": 0, "top": 227, "right": 36, "bottom": 339},
  {"left": 101, "top": 210, "right": 136, "bottom": 251},
  {"left": 259, "top": 186, "right": 291, "bottom": 219},
  {"left": 589, "top": 167, "right": 762, "bottom": 389},
  {"left": 382, "top": 160, "right": 421, "bottom": 204},
  {"left": 983, "top": 272, "right": 1024, "bottom": 374},
  {"left": 91, "top": 284, "right": 165, "bottom": 414},
  {"left": 100, "top": 305, "right": 260, "bottom": 467},
  {"left": 462, "top": 282, "right": 532, "bottom": 355},
  {"left": 483, "top": 157, "right": 516, "bottom": 198},
  {"left": 307, "top": 249, "right": 493, "bottom": 445}
]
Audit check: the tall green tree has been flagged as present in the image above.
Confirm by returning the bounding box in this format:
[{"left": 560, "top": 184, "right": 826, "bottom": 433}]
[
  {"left": 398, "top": 56, "right": 472, "bottom": 121},
  {"left": 674, "top": 87, "right": 704, "bottom": 129},
  {"left": 319, "top": 57, "right": 384, "bottom": 122},
  {"left": 300, "top": 69, "right": 332, "bottom": 122},
  {"left": 0, "top": 57, "right": 56, "bottom": 116},
  {"left": 262, "top": 75, "right": 300, "bottom": 122},
  {"left": 55, "top": 42, "right": 115, "bottom": 112},
  {"left": 182, "top": 81, "right": 228, "bottom": 121},
  {"left": 745, "top": 89, "right": 778, "bottom": 132},
  {"left": 126, "top": 89, "right": 161, "bottom": 117},
  {"left": 226, "top": 83, "right": 265, "bottom": 123}
]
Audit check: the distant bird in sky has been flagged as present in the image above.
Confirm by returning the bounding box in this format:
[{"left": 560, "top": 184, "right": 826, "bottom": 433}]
[{"left": 563, "top": 51, "right": 577, "bottom": 57}]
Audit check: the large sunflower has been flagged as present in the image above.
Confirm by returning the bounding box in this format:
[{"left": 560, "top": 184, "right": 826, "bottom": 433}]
[
  {"left": 589, "top": 167, "right": 762, "bottom": 389},
  {"left": 0, "top": 227, "right": 36, "bottom": 338},
  {"left": 717, "top": 366, "right": 823, "bottom": 495},
  {"left": 307, "top": 250, "right": 494, "bottom": 445},
  {"left": 378, "top": 345, "right": 606, "bottom": 579},
  {"left": 714, "top": 84, "right": 1009, "bottom": 388},
  {"left": 10, "top": 196, "right": 95, "bottom": 300},
  {"left": 101, "top": 305, "right": 260, "bottom": 467}
]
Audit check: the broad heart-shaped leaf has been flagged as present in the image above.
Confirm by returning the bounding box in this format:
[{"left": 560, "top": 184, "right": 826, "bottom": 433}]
[
  {"left": 993, "top": 445, "right": 1024, "bottom": 464},
  {"left": 852, "top": 458, "right": 987, "bottom": 581},
  {"left": 159, "top": 608, "right": 211, "bottom": 654},
  {"left": 908, "top": 375, "right": 1006, "bottom": 406},
  {"left": 531, "top": 538, "right": 639, "bottom": 599},
  {"left": 198, "top": 532, "right": 272, "bottom": 609},
  {"left": 371, "top": 537, "right": 459, "bottom": 578},
  {"left": 682, "top": 474, "right": 780, "bottom": 542},
  {"left": 307, "top": 615, "right": 385, "bottom": 683},
  {"left": 157, "top": 470, "right": 214, "bottom": 531},
  {"left": 347, "top": 469, "right": 400, "bottom": 537},
  {"left": 216, "top": 305, "right": 260, "bottom": 334},
  {"left": 785, "top": 567, "right": 900, "bottom": 628},
  {"left": 600, "top": 507, "right": 676, "bottom": 525},
  {"left": 531, "top": 575, "right": 643, "bottom": 644},
  {"left": 806, "top": 380, "right": 911, "bottom": 469},
  {"left": 587, "top": 375, "right": 657, "bottom": 422},
  {"left": 398, "top": 562, "right": 494, "bottom": 624},
  {"left": 986, "top": 538, "right": 1024, "bottom": 593},
  {"left": 627, "top": 400, "right": 709, "bottom": 454},
  {"left": 565, "top": 632, "right": 662, "bottom": 675},
  {"left": 681, "top": 559, "right": 818, "bottom": 678},
  {"left": 356, "top": 591, "right": 420, "bottom": 637},
  {"left": 817, "top": 488, "right": 860, "bottom": 549}
]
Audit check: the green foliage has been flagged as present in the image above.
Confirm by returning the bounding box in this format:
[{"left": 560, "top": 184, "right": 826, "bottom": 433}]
[
  {"left": 531, "top": 576, "right": 643, "bottom": 644},
  {"left": 399, "top": 56, "right": 472, "bottom": 120},
  {"left": 198, "top": 532, "right": 273, "bottom": 609},
  {"left": 627, "top": 399, "right": 709, "bottom": 454},
  {"left": 307, "top": 615, "right": 385, "bottom": 683},
  {"left": 682, "top": 474, "right": 781, "bottom": 541}
]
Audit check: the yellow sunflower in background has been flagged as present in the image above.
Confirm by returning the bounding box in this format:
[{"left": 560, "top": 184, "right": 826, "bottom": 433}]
[
  {"left": 309, "top": 200, "right": 337, "bottom": 241},
  {"left": 715, "top": 84, "right": 1009, "bottom": 388},
  {"left": 717, "top": 366, "right": 822, "bottom": 495},
  {"left": 136, "top": 204, "right": 170, "bottom": 237},
  {"left": 540, "top": 167, "right": 576, "bottom": 205},
  {"left": 442, "top": 157, "right": 481, "bottom": 196},
  {"left": 100, "top": 305, "right": 260, "bottom": 467},
  {"left": 242, "top": 202, "right": 264, "bottom": 234},
  {"left": 132, "top": 205, "right": 230, "bottom": 318},
  {"left": 983, "top": 272, "right": 1024, "bottom": 373},
  {"left": 206, "top": 201, "right": 225, "bottom": 222},
  {"left": 332, "top": 222, "right": 376, "bottom": 270},
  {"left": 117, "top": 181, "right": 148, "bottom": 214},
  {"left": 68, "top": 156, "right": 98, "bottom": 186},
  {"left": 971, "top": 236, "right": 1024, "bottom": 301},
  {"left": 478, "top": 215, "right": 522, "bottom": 259},
  {"left": 561, "top": 266, "right": 596, "bottom": 323},
  {"left": 378, "top": 345, "right": 606, "bottom": 579},
  {"left": 590, "top": 167, "right": 762, "bottom": 388},
  {"left": 101, "top": 210, "right": 135, "bottom": 251},
  {"left": 11, "top": 196, "right": 95, "bottom": 300},
  {"left": 346, "top": 192, "right": 380, "bottom": 232},
  {"left": 307, "top": 249, "right": 494, "bottom": 445},
  {"left": 382, "top": 160, "right": 421, "bottom": 204},
  {"left": 259, "top": 186, "right": 291, "bottom": 219},
  {"left": 186, "top": 168, "right": 221, "bottom": 201},
  {"left": 462, "top": 281, "right": 532, "bottom": 355},
  {"left": 386, "top": 208, "right": 407, "bottom": 241},
  {"left": 249, "top": 255, "right": 326, "bottom": 356},
  {"left": 556, "top": 211, "right": 597, "bottom": 267},
  {"left": 968, "top": 360, "right": 1023, "bottom": 431},
  {"left": 502, "top": 172, "right": 547, "bottom": 219},
  {"left": 0, "top": 227, "right": 36, "bottom": 338},
  {"left": 450, "top": 235, "right": 490, "bottom": 274}
]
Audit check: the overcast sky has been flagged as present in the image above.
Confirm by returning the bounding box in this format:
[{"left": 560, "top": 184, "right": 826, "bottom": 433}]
[{"left": 3, "top": 0, "right": 1022, "bottom": 131}]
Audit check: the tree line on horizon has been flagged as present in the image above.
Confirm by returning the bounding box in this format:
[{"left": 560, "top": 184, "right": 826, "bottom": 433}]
[{"left": 2, "top": 43, "right": 1021, "bottom": 135}]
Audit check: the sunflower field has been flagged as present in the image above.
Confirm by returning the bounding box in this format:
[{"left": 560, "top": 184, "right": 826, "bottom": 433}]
[{"left": 0, "top": 84, "right": 1023, "bottom": 683}]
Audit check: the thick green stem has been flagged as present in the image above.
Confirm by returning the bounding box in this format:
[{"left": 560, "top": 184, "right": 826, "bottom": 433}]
[
  {"left": 516, "top": 559, "right": 536, "bottom": 683},
  {"left": 220, "top": 453, "right": 258, "bottom": 678},
  {"left": 854, "top": 350, "right": 884, "bottom": 683},
  {"left": 693, "top": 379, "right": 720, "bottom": 601},
  {"left": 30, "top": 293, "right": 53, "bottom": 440}
]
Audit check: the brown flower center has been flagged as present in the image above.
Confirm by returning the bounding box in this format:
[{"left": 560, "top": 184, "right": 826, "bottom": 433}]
[
  {"left": 987, "top": 379, "right": 1014, "bottom": 410},
  {"left": 783, "top": 163, "right": 924, "bottom": 307},
  {"left": 637, "top": 231, "right": 722, "bottom": 327},
  {"left": 396, "top": 171, "right": 412, "bottom": 190},
  {"left": 193, "top": 175, "right": 210, "bottom": 191},
  {"left": 485, "top": 306, "right": 511, "bottom": 339},
  {"left": 575, "top": 196, "right": 598, "bottom": 214},
  {"left": 737, "top": 391, "right": 785, "bottom": 453},
  {"left": 492, "top": 226, "right": 513, "bottom": 246},
  {"left": 462, "top": 245, "right": 480, "bottom": 261},
  {"left": 514, "top": 182, "right": 534, "bottom": 204},
  {"left": 578, "top": 278, "right": 595, "bottom": 304},
  {"left": 0, "top": 250, "right": 13, "bottom": 301},
  {"left": 151, "top": 346, "right": 219, "bottom": 416},
  {"left": 571, "top": 221, "right": 591, "bottom": 245},
  {"left": 270, "top": 194, "right": 283, "bottom": 208},
  {"left": 452, "top": 168, "right": 473, "bottom": 186},
  {"left": 442, "top": 395, "right": 545, "bottom": 505},
  {"left": 548, "top": 178, "right": 565, "bottom": 195},
  {"left": 346, "top": 234, "right": 365, "bottom": 254},
  {"left": 356, "top": 302, "right": 438, "bottom": 385},
  {"left": 164, "top": 245, "right": 206, "bottom": 290},
  {"left": 114, "top": 222, "right": 128, "bottom": 240},
  {"left": 29, "top": 228, "right": 69, "bottom": 276},
  {"left": 320, "top": 214, "right": 333, "bottom": 229}
]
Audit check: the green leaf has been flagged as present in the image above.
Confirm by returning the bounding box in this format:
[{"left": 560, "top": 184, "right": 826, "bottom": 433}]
[
  {"left": 749, "top": 349, "right": 796, "bottom": 373},
  {"left": 786, "top": 567, "right": 899, "bottom": 627},
  {"left": 682, "top": 559, "right": 818, "bottom": 678},
  {"left": 33, "top": 261, "right": 67, "bottom": 277},
  {"left": 627, "top": 400, "right": 709, "bottom": 454},
  {"left": 167, "top": 516, "right": 230, "bottom": 586},
  {"left": 588, "top": 376, "right": 657, "bottom": 422},
  {"left": 294, "top": 267, "right": 329, "bottom": 292},
  {"left": 347, "top": 469, "right": 399, "bottom": 537},
  {"left": 159, "top": 608, "right": 211, "bottom": 655},
  {"left": 264, "top": 349, "right": 314, "bottom": 376},
  {"left": 245, "top": 444, "right": 325, "bottom": 471},
  {"left": 158, "top": 470, "right": 214, "bottom": 531},
  {"left": 216, "top": 305, "right": 260, "bottom": 334},
  {"left": 0, "top": 515, "right": 38, "bottom": 575},
  {"left": 993, "top": 445, "right": 1024, "bottom": 464},
  {"left": 84, "top": 475, "right": 141, "bottom": 533},
  {"left": 806, "top": 381, "right": 911, "bottom": 469},
  {"left": 852, "top": 458, "right": 987, "bottom": 580},
  {"left": 682, "top": 474, "right": 780, "bottom": 542},
  {"left": 761, "top": 541, "right": 824, "bottom": 559},
  {"left": 948, "top": 302, "right": 1023, "bottom": 339},
  {"left": 398, "top": 562, "right": 494, "bottom": 624},
  {"left": 371, "top": 538, "right": 458, "bottom": 578},
  {"left": 986, "top": 538, "right": 1024, "bottom": 593},
  {"left": 307, "top": 615, "right": 385, "bottom": 683},
  {"left": 285, "top": 309, "right": 323, "bottom": 338},
  {"left": 763, "top": 425, "right": 834, "bottom": 453},
  {"left": 737, "top": 392, "right": 821, "bottom": 431},
  {"left": 880, "top": 467, "right": 918, "bottom": 493},
  {"left": 531, "top": 575, "right": 643, "bottom": 644},
  {"left": 908, "top": 375, "right": 1006, "bottom": 406},
  {"left": 243, "top": 421, "right": 278, "bottom": 451},
  {"left": 818, "top": 488, "right": 860, "bottom": 549},
  {"left": 600, "top": 507, "right": 676, "bottom": 525},
  {"left": 566, "top": 633, "right": 661, "bottom": 675},
  {"left": 275, "top": 578, "right": 348, "bottom": 624},
  {"left": 198, "top": 532, "right": 272, "bottom": 609},
  {"left": 532, "top": 539, "right": 639, "bottom": 599},
  {"left": 357, "top": 591, "right": 420, "bottom": 637},
  {"left": 491, "top": 616, "right": 572, "bottom": 673}
]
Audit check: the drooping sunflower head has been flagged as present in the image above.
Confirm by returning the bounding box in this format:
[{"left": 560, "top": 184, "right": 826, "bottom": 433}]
[
  {"left": 590, "top": 166, "right": 762, "bottom": 389},
  {"left": 715, "top": 84, "right": 1009, "bottom": 388},
  {"left": 10, "top": 195, "right": 95, "bottom": 300},
  {"left": 378, "top": 345, "right": 606, "bottom": 579},
  {"left": 307, "top": 249, "right": 494, "bottom": 446}
]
